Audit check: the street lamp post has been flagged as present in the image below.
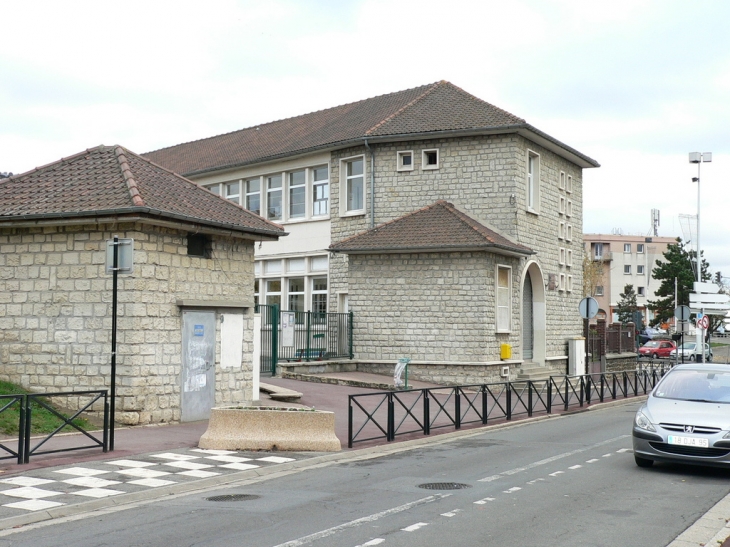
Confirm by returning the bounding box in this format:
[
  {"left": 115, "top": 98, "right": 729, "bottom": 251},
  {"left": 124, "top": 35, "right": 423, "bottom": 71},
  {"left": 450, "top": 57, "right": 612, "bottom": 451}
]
[{"left": 689, "top": 152, "right": 712, "bottom": 362}]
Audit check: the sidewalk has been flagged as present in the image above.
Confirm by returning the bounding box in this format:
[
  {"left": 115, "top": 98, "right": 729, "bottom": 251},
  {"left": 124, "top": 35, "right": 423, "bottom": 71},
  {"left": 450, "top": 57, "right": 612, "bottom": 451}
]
[{"left": 0, "top": 372, "right": 728, "bottom": 547}]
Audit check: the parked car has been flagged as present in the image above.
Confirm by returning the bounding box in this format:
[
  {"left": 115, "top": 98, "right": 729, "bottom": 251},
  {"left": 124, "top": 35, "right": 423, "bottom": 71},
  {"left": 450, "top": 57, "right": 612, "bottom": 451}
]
[
  {"left": 633, "top": 363, "right": 730, "bottom": 468},
  {"left": 638, "top": 340, "right": 676, "bottom": 359},
  {"left": 669, "top": 342, "right": 713, "bottom": 362},
  {"left": 638, "top": 327, "right": 660, "bottom": 345}
]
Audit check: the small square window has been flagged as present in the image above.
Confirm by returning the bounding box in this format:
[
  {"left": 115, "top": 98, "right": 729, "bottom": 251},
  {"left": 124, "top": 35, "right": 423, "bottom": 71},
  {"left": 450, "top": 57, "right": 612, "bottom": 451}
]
[
  {"left": 559, "top": 196, "right": 566, "bottom": 215},
  {"left": 566, "top": 224, "right": 573, "bottom": 242},
  {"left": 559, "top": 273, "right": 566, "bottom": 292},
  {"left": 595, "top": 285, "right": 604, "bottom": 296},
  {"left": 559, "top": 247, "right": 565, "bottom": 265},
  {"left": 624, "top": 243, "right": 631, "bottom": 253},
  {"left": 558, "top": 222, "right": 565, "bottom": 240},
  {"left": 624, "top": 265, "right": 632, "bottom": 274},
  {"left": 397, "top": 151, "right": 414, "bottom": 172},
  {"left": 638, "top": 286, "right": 645, "bottom": 296},
  {"left": 566, "top": 200, "right": 572, "bottom": 217},
  {"left": 567, "top": 275, "right": 573, "bottom": 292},
  {"left": 637, "top": 243, "right": 645, "bottom": 253},
  {"left": 422, "top": 149, "right": 439, "bottom": 170},
  {"left": 187, "top": 233, "right": 211, "bottom": 258},
  {"left": 567, "top": 249, "right": 573, "bottom": 267},
  {"left": 637, "top": 265, "right": 644, "bottom": 275},
  {"left": 559, "top": 171, "right": 566, "bottom": 190},
  {"left": 567, "top": 175, "right": 573, "bottom": 193}
]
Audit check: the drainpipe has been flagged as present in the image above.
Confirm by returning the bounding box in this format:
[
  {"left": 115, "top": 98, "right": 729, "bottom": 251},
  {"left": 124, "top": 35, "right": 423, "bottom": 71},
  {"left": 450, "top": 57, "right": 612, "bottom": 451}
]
[{"left": 364, "top": 139, "right": 375, "bottom": 228}]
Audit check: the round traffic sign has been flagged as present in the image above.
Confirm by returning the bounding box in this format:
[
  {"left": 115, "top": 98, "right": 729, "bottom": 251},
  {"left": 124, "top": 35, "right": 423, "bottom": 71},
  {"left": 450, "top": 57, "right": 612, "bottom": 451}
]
[
  {"left": 579, "top": 297, "right": 599, "bottom": 319},
  {"left": 674, "top": 305, "right": 691, "bottom": 321},
  {"left": 698, "top": 315, "right": 710, "bottom": 329}
]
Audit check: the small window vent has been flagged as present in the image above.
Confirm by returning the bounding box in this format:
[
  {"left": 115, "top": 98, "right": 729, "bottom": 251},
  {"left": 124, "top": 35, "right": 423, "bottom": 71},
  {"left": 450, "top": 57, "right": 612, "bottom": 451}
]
[{"left": 188, "top": 233, "right": 212, "bottom": 258}]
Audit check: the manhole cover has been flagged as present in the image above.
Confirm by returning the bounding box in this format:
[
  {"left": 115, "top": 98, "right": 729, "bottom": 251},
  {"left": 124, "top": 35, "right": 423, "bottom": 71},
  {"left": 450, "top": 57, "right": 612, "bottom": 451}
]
[
  {"left": 417, "top": 482, "right": 472, "bottom": 490},
  {"left": 206, "top": 494, "right": 260, "bottom": 502}
]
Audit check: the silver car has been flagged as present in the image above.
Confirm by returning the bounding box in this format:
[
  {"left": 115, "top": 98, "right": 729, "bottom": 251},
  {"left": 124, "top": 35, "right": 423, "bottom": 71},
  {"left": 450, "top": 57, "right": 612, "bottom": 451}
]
[
  {"left": 633, "top": 364, "right": 730, "bottom": 468},
  {"left": 668, "top": 342, "right": 713, "bottom": 362}
]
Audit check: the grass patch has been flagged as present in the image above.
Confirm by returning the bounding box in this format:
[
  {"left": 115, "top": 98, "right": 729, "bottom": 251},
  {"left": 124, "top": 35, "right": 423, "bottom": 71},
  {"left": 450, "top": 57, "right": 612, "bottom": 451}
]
[{"left": 0, "top": 381, "right": 93, "bottom": 436}]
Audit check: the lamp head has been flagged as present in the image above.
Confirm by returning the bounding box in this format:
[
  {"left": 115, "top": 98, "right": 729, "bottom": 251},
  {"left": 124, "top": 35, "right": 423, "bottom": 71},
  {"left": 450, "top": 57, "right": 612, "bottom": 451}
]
[{"left": 692, "top": 177, "right": 699, "bottom": 182}]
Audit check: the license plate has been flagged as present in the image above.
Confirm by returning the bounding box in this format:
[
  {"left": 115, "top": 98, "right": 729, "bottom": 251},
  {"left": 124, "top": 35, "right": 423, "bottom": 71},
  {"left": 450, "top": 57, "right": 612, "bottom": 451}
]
[{"left": 668, "top": 435, "right": 709, "bottom": 448}]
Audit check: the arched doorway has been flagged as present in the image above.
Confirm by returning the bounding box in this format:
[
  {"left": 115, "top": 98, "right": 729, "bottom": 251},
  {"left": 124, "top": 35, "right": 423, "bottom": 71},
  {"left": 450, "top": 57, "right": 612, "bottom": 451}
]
[{"left": 521, "top": 262, "right": 546, "bottom": 364}]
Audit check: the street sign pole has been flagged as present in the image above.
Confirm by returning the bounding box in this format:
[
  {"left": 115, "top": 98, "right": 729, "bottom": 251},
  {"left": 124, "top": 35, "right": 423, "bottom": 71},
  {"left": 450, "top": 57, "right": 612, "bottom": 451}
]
[{"left": 110, "top": 236, "right": 119, "bottom": 451}]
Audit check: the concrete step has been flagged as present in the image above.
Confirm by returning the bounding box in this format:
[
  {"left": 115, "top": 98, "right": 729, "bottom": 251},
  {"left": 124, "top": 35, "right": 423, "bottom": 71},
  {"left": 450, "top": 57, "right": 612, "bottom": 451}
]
[{"left": 259, "top": 382, "right": 302, "bottom": 402}]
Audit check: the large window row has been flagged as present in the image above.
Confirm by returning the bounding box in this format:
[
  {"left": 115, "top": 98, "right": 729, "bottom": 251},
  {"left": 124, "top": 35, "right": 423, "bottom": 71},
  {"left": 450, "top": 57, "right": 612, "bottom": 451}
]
[
  {"left": 206, "top": 165, "right": 329, "bottom": 222},
  {"left": 254, "top": 256, "right": 329, "bottom": 313}
]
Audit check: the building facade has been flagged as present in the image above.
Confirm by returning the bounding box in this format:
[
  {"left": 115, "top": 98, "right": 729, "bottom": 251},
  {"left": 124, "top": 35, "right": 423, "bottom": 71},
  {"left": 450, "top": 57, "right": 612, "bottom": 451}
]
[
  {"left": 583, "top": 233, "right": 677, "bottom": 326},
  {"left": 146, "top": 81, "right": 599, "bottom": 380}
]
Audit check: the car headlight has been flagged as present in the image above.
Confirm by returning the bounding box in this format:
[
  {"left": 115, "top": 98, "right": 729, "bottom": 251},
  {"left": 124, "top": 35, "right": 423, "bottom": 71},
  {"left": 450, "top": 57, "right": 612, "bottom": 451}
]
[
  {"left": 723, "top": 431, "right": 730, "bottom": 440},
  {"left": 635, "top": 411, "right": 656, "bottom": 432}
]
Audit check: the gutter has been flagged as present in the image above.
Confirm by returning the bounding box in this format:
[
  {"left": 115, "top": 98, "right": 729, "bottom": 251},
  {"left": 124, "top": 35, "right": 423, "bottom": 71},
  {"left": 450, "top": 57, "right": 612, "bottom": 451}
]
[{"left": 364, "top": 139, "right": 375, "bottom": 229}]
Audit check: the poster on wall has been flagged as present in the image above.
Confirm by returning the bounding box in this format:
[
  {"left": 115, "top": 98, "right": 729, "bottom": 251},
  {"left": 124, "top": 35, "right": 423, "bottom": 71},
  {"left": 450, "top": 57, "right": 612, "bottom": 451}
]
[{"left": 282, "top": 312, "right": 295, "bottom": 347}]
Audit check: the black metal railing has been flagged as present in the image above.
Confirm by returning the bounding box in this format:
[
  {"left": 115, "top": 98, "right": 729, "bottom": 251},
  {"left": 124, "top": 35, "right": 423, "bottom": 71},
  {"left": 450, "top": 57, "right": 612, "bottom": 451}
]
[
  {"left": 258, "top": 305, "right": 353, "bottom": 375},
  {"left": 0, "top": 390, "right": 109, "bottom": 464},
  {"left": 348, "top": 363, "right": 672, "bottom": 448}
]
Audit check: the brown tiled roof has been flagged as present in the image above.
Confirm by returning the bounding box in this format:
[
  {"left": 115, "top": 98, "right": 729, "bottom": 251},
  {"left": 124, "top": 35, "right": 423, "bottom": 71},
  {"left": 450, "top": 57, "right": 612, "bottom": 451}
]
[
  {"left": 0, "top": 145, "right": 286, "bottom": 238},
  {"left": 329, "top": 200, "right": 533, "bottom": 256},
  {"left": 143, "top": 81, "right": 598, "bottom": 176}
]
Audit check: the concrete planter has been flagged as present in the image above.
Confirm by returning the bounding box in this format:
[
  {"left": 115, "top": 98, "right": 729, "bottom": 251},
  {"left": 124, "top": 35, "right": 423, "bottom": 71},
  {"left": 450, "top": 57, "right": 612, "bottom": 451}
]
[{"left": 199, "top": 406, "right": 341, "bottom": 452}]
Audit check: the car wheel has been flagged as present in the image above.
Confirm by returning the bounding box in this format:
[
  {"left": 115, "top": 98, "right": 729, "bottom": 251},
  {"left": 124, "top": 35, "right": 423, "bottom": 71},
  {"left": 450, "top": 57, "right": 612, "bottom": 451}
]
[
  {"left": 690, "top": 354, "right": 697, "bottom": 362},
  {"left": 635, "top": 455, "right": 654, "bottom": 468},
  {"left": 652, "top": 352, "right": 659, "bottom": 360},
  {"left": 707, "top": 354, "right": 712, "bottom": 362}
]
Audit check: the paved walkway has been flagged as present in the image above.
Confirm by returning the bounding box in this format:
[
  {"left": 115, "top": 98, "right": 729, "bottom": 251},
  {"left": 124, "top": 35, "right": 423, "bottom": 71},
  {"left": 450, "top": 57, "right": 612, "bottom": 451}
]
[{"left": 0, "top": 372, "right": 728, "bottom": 546}]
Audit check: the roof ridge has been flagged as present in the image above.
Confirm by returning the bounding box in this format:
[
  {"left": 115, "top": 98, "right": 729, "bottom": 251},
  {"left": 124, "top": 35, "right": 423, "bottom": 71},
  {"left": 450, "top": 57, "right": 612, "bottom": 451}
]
[
  {"left": 114, "top": 146, "right": 145, "bottom": 207},
  {"left": 365, "top": 81, "right": 444, "bottom": 136},
  {"left": 144, "top": 82, "right": 439, "bottom": 156}
]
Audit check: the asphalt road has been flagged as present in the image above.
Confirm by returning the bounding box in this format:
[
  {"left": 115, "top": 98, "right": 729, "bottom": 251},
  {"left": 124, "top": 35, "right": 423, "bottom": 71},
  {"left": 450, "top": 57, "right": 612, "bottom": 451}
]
[{"left": 2, "top": 401, "right": 730, "bottom": 547}]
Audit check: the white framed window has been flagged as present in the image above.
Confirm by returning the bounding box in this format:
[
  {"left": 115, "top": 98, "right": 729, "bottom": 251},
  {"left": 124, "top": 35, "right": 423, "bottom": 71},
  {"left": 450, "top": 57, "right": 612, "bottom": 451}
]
[
  {"left": 267, "top": 174, "right": 283, "bottom": 220},
  {"left": 567, "top": 275, "right": 573, "bottom": 292},
  {"left": 310, "top": 255, "right": 328, "bottom": 271},
  {"left": 559, "top": 196, "right": 566, "bottom": 215},
  {"left": 566, "top": 200, "right": 572, "bottom": 217},
  {"left": 566, "top": 174, "right": 573, "bottom": 193},
  {"left": 206, "top": 183, "right": 221, "bottom": 195},
  {"left": 559, "top": 273, "right": 566, "bottom": 292},
  {"left": 637, "top": 286, "right": 645, "bottom": 297},
  {"left": 422, "top": 149, "right": 439, "bottom": 170},
  {"left": 312, "top": 166, "right": 329, "bottom": 216},
  {"left": 341, "top": 156, "right": 365, "bottom": 214},
  {"left": 559, "top": 171, "right": 566, "bottom": 190},
  {"left": 567, "top": 249, "right": 573, "bottom": 267},
  {"left": 264, "top": 260, "right": 282, "bottom": 274},
  {"left": 559, "top": 247, "right": 565, "bottom": 265},
  {"left": 637, "top": 243, "right": 645, "bottom": 253},
  {"left": 637, "top": 265, "right": 645, "bottom": 275},
  {"left": 595, "top": 285, "right": 604, "bottom": 296},
  {"left": 496, "top": 265, "right": 511, "bottom": 333},
  {"left": 559, "top": 221, "right": 565, "bottom": 240},
  {"left": 225, "top": 181, "right": 240, "bottom": 204},
  {"left": 566, "top": 224, "right": 573, "bottom": 242},
  {"left": 287, "top": 257, "right": 305, "bottom": 273},
  {"left": 624, "top": 243, "right": 631, "bottom": 253},
  {"left": 593, "top": 242, "right": 603, "bottom": 260},
  {"left": 265, "top": 279, "right": 281, "bottom": 308},
  {"left": 288, "top": 277, "right": 305, "bottom": 313},
  {"left": 245, "top": 178, "right": 261, "bottom": 216},
  {"left": 624, "top": 265, "right": 632, "bottom": 274},
  {"left": 397, "top": 151, "right": 414, "bottom": 172},
  {"left": 527, "top": 150, "right": 540, "bottom": 213},
  {"left": 289, "top": 170, "right": 306, "bottom": 219},
  {"left": 312, "top": 277, "right": 328, "bottom": 314}
]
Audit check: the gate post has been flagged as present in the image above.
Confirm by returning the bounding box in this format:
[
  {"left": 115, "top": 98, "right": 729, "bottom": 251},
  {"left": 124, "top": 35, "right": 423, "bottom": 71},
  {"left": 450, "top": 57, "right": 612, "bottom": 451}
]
[{"left": 271, "top": 305, "right": 279, "bottom": 376}]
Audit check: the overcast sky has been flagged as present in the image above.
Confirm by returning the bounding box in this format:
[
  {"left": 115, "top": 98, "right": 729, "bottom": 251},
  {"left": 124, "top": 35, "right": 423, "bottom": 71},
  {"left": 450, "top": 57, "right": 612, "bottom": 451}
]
[{"left": 2, "top": 0, "right": 728, "bottom": 278}]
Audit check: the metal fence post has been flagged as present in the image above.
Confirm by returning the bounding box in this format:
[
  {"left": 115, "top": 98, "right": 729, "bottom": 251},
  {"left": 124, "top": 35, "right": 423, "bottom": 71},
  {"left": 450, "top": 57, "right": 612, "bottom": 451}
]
[
  {"left": 348, "top": 311, "right": 354, "bottom": 360},
  {"left": 506, "top": 384, "right": 512, "bottom": 420},
  {"left": 348, "top": 396, "right": 353, "bottom": 448},
  {"left": 387, "top": 393, "right": 395, "bottom": 441},
  {"left": 271, "top": 305, "right": 279, "bottom": 376},
  {"left": 424, "top": 390, "right": 431, "bottom": 435},
  {"left": 455, "top": 389, "right": 461, "bottom": 429},
  {"left": 481, "top": 385, "right": 488, "bottom": 424}
]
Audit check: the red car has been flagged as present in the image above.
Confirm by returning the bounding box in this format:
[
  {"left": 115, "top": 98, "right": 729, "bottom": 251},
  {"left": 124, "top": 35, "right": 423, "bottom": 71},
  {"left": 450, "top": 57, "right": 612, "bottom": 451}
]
[{"left": 638, "top": 339, "right": 676, "bottom": 359}]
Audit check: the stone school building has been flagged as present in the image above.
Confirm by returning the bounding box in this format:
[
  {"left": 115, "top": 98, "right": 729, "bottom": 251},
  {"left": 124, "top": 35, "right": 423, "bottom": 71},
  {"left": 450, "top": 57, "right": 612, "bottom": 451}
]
[{"left": 0, "top": 145, "right": 285, "bottom": 424}]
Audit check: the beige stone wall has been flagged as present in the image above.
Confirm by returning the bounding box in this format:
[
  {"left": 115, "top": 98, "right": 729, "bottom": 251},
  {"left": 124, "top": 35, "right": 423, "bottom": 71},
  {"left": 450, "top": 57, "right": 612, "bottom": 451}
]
[
  {"left": 0, "top": 222, "right": 255, "bottom": 425},
  {"left": 328, "top": 135, "right": 585, "bottom": 366}
]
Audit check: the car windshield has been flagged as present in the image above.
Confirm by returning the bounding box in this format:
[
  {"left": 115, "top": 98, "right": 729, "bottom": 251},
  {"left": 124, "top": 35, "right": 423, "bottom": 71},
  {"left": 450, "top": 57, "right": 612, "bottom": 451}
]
[
  {"left": 643, "top": 341, "right": 660, "bottom": 348},
  {"left": 678, "top": 343, "right": 697, "bottom": 350},
  {"left": 654, "top": 370, "right": 730, "bottom": 403}
]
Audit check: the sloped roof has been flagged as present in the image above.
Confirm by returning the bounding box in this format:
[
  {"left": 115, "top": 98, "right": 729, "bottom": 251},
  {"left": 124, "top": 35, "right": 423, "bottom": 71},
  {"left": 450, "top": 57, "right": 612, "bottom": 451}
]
[
  {"left": 0, "top": 145, "right": 285, "bottom": 239},
  {"left": 144, "top": 81, "right": 598, "bottom": 176},
  {"left": 329, "top": 200, "right": 534, "bottom": 256}
]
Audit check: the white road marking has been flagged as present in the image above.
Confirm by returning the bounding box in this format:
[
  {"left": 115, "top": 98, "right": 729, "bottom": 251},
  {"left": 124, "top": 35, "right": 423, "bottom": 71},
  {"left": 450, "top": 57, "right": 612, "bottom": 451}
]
[
  {"left": 617, "top": 448, "right": 631, "bottom": 453},
  {"left": 602, "top": 453, "right": 612, "bottom": 458},
  {"left": 402, "top": 522, "right": 428, "bottom": 532},
  {"left": 478, "top": 435, "right": 629, "bottom": 482},
  {"left": 503, "top": 487, "right": 522, "bottom": 494},
  {"left": 269, "top": 495, "right": 448, "bottom": 547},
  {"left": 527, "top": 478, "right": 546, "bottom": 484},
  {"left": 569, "top": 465, "right": 582, "bottom": 470},
  {"left": 441, "top": 509, "right": 462, "bottom": 517},
  {"left": 549, "top": 471, "right": 564, "bottom": 477},
  {"left": 586, "top": 459, "right": 599, "bottom": 463},
  {"left": 474, "top": 497, "right": 495, "bottom": 504},
  {"left": 356, "top": 540, "right": 385, "bottom": 547}
]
